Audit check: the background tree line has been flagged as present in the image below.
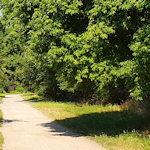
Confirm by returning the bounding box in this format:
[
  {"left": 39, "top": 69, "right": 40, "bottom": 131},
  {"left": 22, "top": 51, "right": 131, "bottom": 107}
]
[{"left": 0, "top": 0, "right": 149, "bottom": 104}]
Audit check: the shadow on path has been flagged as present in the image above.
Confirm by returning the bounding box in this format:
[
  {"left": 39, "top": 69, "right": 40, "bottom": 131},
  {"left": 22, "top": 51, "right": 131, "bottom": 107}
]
[
  {"left": 3, "top": 119, "right": 23, "bottom": 124},
  {"left": 39, "top": 121, "right": 79, "bottom": 137}
]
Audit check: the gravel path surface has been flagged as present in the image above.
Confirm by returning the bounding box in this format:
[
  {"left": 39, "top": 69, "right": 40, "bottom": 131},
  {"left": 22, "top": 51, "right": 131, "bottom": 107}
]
[{"left": 0, "top": 94, "right": 106, "bottom": 150}]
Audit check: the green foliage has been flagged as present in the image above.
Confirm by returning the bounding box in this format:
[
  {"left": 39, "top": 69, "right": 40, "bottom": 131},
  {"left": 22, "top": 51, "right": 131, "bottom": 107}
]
[
  {"left": 0, "top": 0, "right": 150, "bottom": 102},
  {"left": 0, "top": 69, "right": 9, "bottom": 92},
  {"left": 16, "top": 86, "right": 25, "bottom": 93},
  {"left": 130, "top": 25, "right": 150, "bottom": 100}
]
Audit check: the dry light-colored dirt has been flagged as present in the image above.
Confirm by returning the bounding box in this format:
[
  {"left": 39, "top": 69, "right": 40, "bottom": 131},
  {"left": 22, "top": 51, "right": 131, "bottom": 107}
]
[{"left": 0, "top": 94, "right": 106, "bottom": 150}]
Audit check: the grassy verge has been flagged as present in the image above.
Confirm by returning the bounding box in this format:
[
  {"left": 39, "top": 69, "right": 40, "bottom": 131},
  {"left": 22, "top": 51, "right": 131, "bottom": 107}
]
[
  {"left": 0, "top": 93, "right": 6, "bottom": 150},
  {"left": 23, "top": 93, "right": 150, "bottom": 150},
  {"left": 0, "top": 93, "right": 6, "bottom": 102}
]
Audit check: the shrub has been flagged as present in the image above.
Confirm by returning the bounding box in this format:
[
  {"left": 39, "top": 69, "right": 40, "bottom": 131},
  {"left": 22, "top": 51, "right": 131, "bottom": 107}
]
[{"left": 16, "top": 86, "right": 25, "bottom": 93}]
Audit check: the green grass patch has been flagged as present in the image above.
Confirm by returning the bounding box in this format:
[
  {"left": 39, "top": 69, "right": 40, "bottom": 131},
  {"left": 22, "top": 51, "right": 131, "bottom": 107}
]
[
  {"left": 0, "top": 93, "right": 6, "bottom": 102},
  {"left": 23, "top": 93, "right": 150, "bottom": 150},
  {"left": 7, "top": 91, "right": 25, "bottom": 94},
  {"left": 0, "top": 93, "right": 6, "bottom": 150}
]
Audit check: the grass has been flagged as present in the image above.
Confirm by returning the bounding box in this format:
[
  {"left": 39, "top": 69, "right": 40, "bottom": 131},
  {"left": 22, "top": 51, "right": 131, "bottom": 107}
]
[
  {"left": 7, "top": 91, "right": 25, "bottom": 94},
  {"left": 0, "top": 93, "right": 6, "bottom": 102},
  {"left": 0, "top": 93, "right": 6, "bottom": 150},
  {"left": 23, "top": 93, "right": 150, "bottom": 150}
]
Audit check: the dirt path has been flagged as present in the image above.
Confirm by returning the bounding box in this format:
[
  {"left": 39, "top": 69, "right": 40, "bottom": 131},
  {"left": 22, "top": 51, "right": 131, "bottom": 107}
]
[{"left": 0, "top": 94, "right": 106, "bottom": 150}]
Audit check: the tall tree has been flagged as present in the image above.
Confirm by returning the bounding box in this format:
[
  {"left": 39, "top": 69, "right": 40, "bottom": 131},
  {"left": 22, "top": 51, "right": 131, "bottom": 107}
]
[{"left": 0, "top": 0, "right": 149, "bottom": 102}]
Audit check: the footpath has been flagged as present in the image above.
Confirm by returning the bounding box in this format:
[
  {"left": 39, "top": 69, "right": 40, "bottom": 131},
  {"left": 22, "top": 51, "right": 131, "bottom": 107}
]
[{"left": 0, "top": 94, "right": 106, "bottom": 150}]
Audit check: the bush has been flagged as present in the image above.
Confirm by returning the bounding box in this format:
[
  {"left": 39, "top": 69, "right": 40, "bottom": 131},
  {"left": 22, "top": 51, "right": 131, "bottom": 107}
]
[
  {"left": 0, "top": 88, "right": 3, "bottom": 94},
  {"left": 16, "top": 86, "right": 25, "bottom": 93}
]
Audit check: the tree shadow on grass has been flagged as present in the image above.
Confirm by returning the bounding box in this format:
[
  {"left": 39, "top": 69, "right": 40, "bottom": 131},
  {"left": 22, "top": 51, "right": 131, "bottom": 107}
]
[
  {"left": 25, "top": 97, "right": 75, "bottom": 103},
  {"left": 46, "top": 111, "right": 150, "bottom": 137},
  {"left": 0, "top": 96, "right": 5, "bottom": 99},
  {"left": 0, "top": 118, "right": 2, "bottom": 125},
  {"left": 24, "top": 97, "right": 43, "bottom": 102}
]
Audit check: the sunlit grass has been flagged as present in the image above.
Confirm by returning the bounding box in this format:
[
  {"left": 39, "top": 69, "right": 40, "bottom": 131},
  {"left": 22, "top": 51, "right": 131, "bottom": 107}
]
[
  {"left": 90, "top": 131, "right": 150, "bottom": 150},
  {"left": 23, "top": 93, "right": 150, "bottom": 150},
  {"left": 0, "top": 93, "right": 5, "bottom": 150},
  {"left": 23, "top": 93, "right": 120, "bottom": 119}
]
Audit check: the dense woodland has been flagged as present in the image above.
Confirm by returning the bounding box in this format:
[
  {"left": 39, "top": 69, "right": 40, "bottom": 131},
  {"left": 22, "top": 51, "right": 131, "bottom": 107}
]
[{"left": 0, "top": 0, "right": 149, "bottom": 104}]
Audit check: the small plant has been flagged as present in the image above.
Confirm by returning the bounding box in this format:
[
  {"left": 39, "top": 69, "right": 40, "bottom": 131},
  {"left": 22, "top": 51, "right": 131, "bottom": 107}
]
[
  {"left": 16, "top": 86, "right": 25, "bottom": 93},
  {"left": 0, "top": 88, "right": 3, "bottom": 94}
]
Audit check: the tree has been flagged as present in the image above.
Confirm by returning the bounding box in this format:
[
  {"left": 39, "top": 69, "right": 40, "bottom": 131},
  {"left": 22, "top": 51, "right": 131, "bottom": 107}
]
[{"left": 0, "top": 0, "right": 149, "bottom": 102}]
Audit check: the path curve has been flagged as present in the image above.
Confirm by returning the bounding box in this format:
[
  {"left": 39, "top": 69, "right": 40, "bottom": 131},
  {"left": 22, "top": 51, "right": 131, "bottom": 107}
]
[{"left": 0, "top": 94, "right": 106, "bottom": 150}]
